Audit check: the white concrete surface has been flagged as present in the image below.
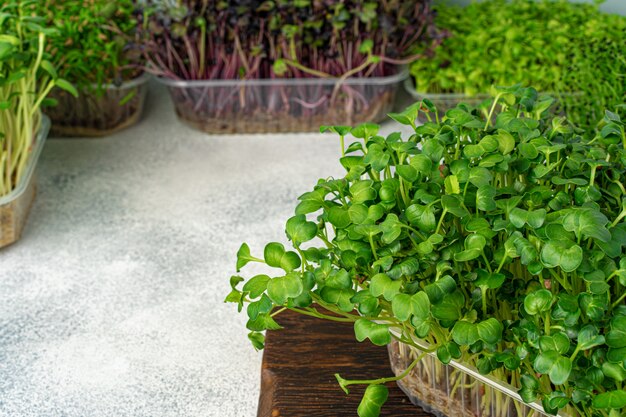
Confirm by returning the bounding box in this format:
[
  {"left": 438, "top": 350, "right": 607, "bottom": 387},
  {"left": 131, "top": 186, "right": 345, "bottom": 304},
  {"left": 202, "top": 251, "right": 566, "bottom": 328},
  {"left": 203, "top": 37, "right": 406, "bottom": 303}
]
[{"left": 0, "top": 83, "right": 412, "bottom": 417}]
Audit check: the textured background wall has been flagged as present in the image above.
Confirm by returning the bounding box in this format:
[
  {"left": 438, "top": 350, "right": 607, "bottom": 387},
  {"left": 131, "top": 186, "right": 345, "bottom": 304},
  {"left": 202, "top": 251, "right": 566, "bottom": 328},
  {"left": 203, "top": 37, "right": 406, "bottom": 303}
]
[{"left": 437, "top": 0, "right": 626, "bottom": 15}]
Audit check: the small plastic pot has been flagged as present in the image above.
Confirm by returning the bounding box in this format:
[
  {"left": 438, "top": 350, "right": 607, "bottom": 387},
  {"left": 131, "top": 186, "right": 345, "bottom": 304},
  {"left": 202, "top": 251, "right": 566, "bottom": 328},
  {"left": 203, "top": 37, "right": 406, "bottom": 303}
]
[
  {"left": 0, "top": 116, "right": 50, "bottom": 248},
  {"left": 46, "top": 74, "right": 149, "bottom": 137}
]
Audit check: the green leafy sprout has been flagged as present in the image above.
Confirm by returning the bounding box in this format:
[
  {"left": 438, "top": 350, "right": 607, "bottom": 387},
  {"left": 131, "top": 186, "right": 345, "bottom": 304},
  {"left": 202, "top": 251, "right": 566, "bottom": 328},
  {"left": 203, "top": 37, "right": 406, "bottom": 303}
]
[
  {"left": 36, "top": 0, "right": 142, "bottom": 92},
  {"left": 409, "top": 0, "right": 626, "bottom": 128},
  {"left": 228, "top": 85, "right": 626, "bottom": 417},
  {"left": 0, "top": 1, "right": 77, "bottom": 197}
]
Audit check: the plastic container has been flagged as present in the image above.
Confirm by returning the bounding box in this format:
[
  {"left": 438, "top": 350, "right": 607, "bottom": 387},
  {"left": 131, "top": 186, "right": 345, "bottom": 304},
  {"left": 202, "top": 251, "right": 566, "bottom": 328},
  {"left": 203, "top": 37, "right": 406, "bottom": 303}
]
[
  {"left": 0, "top": 116, "right": 50, "bottom": 248},
  {"left": 157, "top": 70, "right": 408, "bottom": 134},
  {"left": 46, "top": 73, "right": 149, "bottom": 137},
  {"left": 388, "top": 340, "right": 575, "bottom": 417}
]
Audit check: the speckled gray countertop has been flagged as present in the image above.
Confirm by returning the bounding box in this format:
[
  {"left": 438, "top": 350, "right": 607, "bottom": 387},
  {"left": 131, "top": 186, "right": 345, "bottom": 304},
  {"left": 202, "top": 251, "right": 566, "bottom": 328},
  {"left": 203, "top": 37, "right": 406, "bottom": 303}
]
[{"left": 0, "top": 82, "right": 412, "bottom": 417}]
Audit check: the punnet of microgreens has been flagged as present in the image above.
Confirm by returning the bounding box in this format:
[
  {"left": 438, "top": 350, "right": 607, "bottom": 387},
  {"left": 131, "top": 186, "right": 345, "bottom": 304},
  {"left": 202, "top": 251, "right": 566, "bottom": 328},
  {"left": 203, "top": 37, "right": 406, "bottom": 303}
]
[
  {"left": 0, "top": 1, "right": 76, "bottom": 196},
  {"left": 35, "top": 0, "right": 147, "bottom": 136},
  {"left": 135, "top": 0, "right": 443, "bottom": 133},
  {"left": 228, "top": 85, "right": 626, "bottom": 417}
]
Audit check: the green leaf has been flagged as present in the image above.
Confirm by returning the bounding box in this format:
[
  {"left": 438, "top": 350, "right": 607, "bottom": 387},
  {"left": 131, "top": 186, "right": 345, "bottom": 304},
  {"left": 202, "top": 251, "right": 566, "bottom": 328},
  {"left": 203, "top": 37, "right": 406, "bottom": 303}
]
[
  {"left": 444, "top": 175, "right": 461, "bottom": 195},
  {"left": 509, "top": 208, "right": 546, "bottom": 229},
  {"left": 452, "top": 320, "right": 480, "bottom": 346},
  {"left": 264, "top": 242, "right": 301, "bottom": 272},
  {"left": 326, "top": 269, "right": 352, "bottom": 289},
  {"left": 0, "top": 41, "right": 15, "bottom": 60},
  {"left": 606, "top": 316, "right": 626, "bottom": 348},
  {"left": 357, "top": 385, "right": 389, "bottom": 417},
  {"left": 380, "top": 214, "right": 403, "bottom": 244},
  {"left": 476, "top": 318, "right": 504, "bottom": 344},
  {"left": 437, "top": 342, "right": 461, "bottom": 365},
  {"left": 296, "top": 189, "right": 326, "bottom": 215},
  {"left": 370, "top": 273, "right": 402, "bottom": 301},
  {"left": 264, "top": 242, "right": 286, "bottom": 267},
  {"left": 562, "top": 208, "right": 611, "bottom": 243},
  {"left": 497, "top": 129, "right": 515, "bottom": 155},
  {"left": 397, "top": 165, "right": 418, "bottom": 182},
  {"left": 468, "top": 167, "right": 493, "bottom": 187},
  {"left": 422, "top": 138, "right": 444, "bottom": 162},
  {"left": 512, "top": 234, "right": 538, "bottom": 265},
  {"left": 354, "top": 318, "right": 391, "bottom": 346},
  {"left": 348, "top": 204, "right": 369, "bottom": 225},
  {"left": 247, "top": 294, "right": 273, "bottom": 320},
  {"left": 248, "top": 332, "right": 265, "bottom": 350},
  {"left": 55, "top": 78, "right": 79, "bottom": 98},
  {"left": 424, "top": 275, "right": 456, "bottom": 304},
  {"left": 40, "top": 60, "right": 57, "bottom": 79},
  {"left": 320, "top": 125, "right": 352, "bottom": 136},
  {"left": 431, "top": 291, "right": 463, "bottom": 321},
  {"left": 242, "top": 274, "right": 270, "bottom": 299},
  {"left": 602, "top": 362, "right": 626, "bottom": 382},
  {"left": 351, "top": 123, "right": 379, "bottom": 139},
  {"left": 543, "top": 391, "right": 569, "bottom": 414},
  {"left": 225, "top": 276, "right": 245, "bottom": 309},
  {"left": 319, "top": 284, "right": 354, "bottom": 311},
  {"left": 387, "top": 258, "right": 418, "bottom": 279},
  {"left": 539, "top": 332, "right": 570, "bottom": 355},
  {"left": 524, "top": 289, "right": 554, "bottom": 315},
  {"left": 246, "top": 313, "right": 282, "bottom": 331},
  {"left": 410, "top": 291, "right": 430, "bottom": 320},
  {"left": 578, "top": 324, "right": 605, "bottom": 350},
  {"left": 285, "top": 214, "right": 317, "bottom": 245},
  {"left": 476, "top": 185, "right": 496, "bottom": 211},
  {"left": 540, "top": 240, "right": 583, "bottom": 272},
  {"left": 441, "top": 194, "right": 469, "bottom": 218},
  {"left": 406, "top": 204, "right": 436, "bottom": 232},
  {"left": 579, "top": 293, "right": 608, "bottom": 321},
  {"left": 533, "top": 351, "right": 572, "bottom": 385},
  {"left": 328, "top": 206, "right": 352, "bottom": 228},
  {"left": 391, "top": 293, "right": 412, "bottom": 321},
  {"left": 475, "top": 269, "right": 505, "bottom": 289},
  {"left": 236, "top": 243, "right": 256, "bottom": 271},
  {"left": 454, "top": 249, "right": 481, "bottom": 262},
  {"left": 593, "top": 390, "right": 626, "bottom": 410},
  {"left": 267, "top": 273, "right": 304, "bottom": 305},
  {"left": 350, "top": 180, "right": 377, "bottom": 203},
  {"left": 410, "top": 154, "right": 432, "bottom": 173},
  {"left": 519, "top": 374, "right": 540, "bottom": 403}
]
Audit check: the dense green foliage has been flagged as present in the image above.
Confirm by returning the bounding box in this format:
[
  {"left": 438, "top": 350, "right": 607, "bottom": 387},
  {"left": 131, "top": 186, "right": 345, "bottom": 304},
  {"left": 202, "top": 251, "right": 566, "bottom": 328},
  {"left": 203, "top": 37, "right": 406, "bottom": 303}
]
[
  {"left": 36, "top": 0, "right": 142, "bottom": 89},
  {"left": 138, "top": 0, "right": 440, "bottom": 80},
  {"left": 0, "top": 1, "right": 76, "bottom": 196},
  {"left": 410, "top": 0, "right": 626, "bottom": 127},
  {"left": 229, "top": 86, "right": 626, "bottom": 416}
]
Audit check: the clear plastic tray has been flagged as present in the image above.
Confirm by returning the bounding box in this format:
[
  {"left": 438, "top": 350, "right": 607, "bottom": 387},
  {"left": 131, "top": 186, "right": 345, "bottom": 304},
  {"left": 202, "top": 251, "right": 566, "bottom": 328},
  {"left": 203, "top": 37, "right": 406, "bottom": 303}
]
[
  {"left": 157, "top": 70, "right": 408, "bottom": 134},
  {"left": 388, "top": 339, "right": 575, "bottom": 417},
  {"left": 0, "top": 116, "right": 50, "bottom": 248},
  {"left": 46, "top": 73, "right": 149, "bottom": 137}
]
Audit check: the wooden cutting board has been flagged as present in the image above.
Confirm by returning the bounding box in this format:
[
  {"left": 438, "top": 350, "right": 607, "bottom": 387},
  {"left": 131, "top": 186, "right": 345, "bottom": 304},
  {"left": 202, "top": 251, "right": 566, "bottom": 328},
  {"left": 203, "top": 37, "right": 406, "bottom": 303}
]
[{"left": 257, "top": 309, "right": 434, "bottom": 416}]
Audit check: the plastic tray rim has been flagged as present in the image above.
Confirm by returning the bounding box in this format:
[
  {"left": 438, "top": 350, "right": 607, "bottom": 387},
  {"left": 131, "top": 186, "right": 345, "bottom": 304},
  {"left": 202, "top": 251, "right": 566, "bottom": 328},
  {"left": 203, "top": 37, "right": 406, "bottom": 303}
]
[{"left": 155, "top": 68, "right": 409, "bottom": 88}]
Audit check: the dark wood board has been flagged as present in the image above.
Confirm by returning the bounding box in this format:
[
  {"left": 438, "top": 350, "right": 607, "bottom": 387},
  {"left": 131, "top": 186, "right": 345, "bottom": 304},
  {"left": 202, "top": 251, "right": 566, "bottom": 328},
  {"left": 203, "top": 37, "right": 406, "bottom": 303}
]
[{"left": 257, "top": 309, "right": 434, "bottom": 417}]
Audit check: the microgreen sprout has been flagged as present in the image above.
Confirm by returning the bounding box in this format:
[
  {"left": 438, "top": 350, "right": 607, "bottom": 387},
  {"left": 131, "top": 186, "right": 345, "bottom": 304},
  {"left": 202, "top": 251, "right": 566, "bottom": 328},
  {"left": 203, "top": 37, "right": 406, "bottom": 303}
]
[
  {"left": 135, "top": 0, "right": 442, "bottom": 133},
  {"left": 0, "top": 1, "right": 76, "bottom": 196},
  {"left": 229, "top": 85, "right": 626, "bottom": 417},
  {"left": 409, "top": 0, "right": 626, "bottom": 128}
]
